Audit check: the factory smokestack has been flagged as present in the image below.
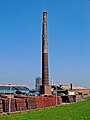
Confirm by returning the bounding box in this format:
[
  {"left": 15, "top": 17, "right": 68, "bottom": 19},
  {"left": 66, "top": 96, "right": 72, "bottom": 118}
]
[
  {"left": 42, "top": 12, "right": 49, "bottom": 85},
  {"left": 40, "top": 12, "right": 51, "bottom": 95},
  {"left": 70, "top": 83, "right": 72, "bottom": 90}
]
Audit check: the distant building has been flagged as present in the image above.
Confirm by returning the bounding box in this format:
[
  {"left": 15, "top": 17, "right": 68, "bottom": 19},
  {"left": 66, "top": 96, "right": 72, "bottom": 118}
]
[
  {"left": 0, "top": 84, "right": 29, "bottom": 94},
  {"left": 51, "top": 85, "right": 68, "bottom": 96},
  {"left": 26, "top": 77, "right": 42, "bottom": 96},
  {"left": 60, "top": 84, "right": 87, "bottom": 90},
  {"left": 35, "top": 77, "right": 42, "bottom": 91},
  {"left": 26, "top": 89, "right": 40, "bottom": 96},
  {"left": 60, "top": 84, "right": 90, "bottom": 98}
]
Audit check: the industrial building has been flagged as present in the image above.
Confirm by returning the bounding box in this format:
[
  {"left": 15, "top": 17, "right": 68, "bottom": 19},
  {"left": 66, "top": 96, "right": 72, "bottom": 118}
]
[
  {"left": 0, "top": 84, "right": 29, "bottom": 94},
  {"left": 60, "top": 84, "right": 90, "bottom": 97},
  {"left": 35, "top": 77, "right": 42, "bottom": 91},
  {"left": 52, "top": 84, "right": 90, "bottom": 102}
]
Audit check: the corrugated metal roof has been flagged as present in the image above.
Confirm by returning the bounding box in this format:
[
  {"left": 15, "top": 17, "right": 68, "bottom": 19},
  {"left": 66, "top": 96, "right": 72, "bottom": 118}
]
[{"left": 0, "top": 85, "right": 29, "bottom": 94}]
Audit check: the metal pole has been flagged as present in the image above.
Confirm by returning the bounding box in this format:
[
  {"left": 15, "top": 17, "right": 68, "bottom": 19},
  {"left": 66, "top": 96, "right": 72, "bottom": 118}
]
[
  {"left": 56, "top": 85, "right": 57, "bottom": 106},
  {"left": 9, "top": 86, "right": 11, "bottom": 113}
]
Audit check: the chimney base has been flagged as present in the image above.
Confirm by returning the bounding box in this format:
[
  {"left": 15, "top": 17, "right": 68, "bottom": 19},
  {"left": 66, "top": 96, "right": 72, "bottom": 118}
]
[{"left": 40, "top": 85, "right": 52, "bottom": 95}]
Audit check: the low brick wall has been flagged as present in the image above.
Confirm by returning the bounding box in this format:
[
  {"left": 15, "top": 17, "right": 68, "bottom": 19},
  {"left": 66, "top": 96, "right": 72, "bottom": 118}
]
[{"left": 0, "top": 96, "right": 62, "bottom": 113}]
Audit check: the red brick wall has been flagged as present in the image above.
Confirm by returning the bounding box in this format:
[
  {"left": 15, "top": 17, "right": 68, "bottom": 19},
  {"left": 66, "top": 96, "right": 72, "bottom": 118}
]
[{"left": 0, "top": 96, "right": 62, "bottom": 113}]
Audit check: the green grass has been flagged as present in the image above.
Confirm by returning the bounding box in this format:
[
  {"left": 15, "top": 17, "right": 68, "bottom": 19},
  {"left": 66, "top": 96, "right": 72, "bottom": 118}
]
[{"left": 0, "top": 100, "right": 90, "bottom": 120}]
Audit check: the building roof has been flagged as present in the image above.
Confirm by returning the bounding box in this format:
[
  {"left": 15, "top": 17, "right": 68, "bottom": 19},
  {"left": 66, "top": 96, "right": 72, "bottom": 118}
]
[
  {"left": 61, "top": 85, "right": 87, "bottom": 90},
  {"left": 0, "top": 84, "right": 30, "bottom": 94}
]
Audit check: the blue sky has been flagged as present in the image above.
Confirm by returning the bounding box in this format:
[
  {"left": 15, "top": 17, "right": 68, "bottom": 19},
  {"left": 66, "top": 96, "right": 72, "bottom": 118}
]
[{"left": 0, "top": 0, "right": 90, "bottom": 88}]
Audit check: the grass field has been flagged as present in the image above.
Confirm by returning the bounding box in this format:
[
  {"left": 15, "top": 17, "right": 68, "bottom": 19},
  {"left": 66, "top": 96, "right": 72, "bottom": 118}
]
[{"left": 0, "top": 99, "right": 90, "bottom": 120}]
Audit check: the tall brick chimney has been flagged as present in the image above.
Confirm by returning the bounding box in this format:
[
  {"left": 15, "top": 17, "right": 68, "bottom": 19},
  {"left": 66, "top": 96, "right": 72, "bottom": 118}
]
[
  {"left": 40, "top": 12, "right": 51, "bottom": 95},
  {"left": 42, "top": 12, "right": 49, "bottom": 85}
]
